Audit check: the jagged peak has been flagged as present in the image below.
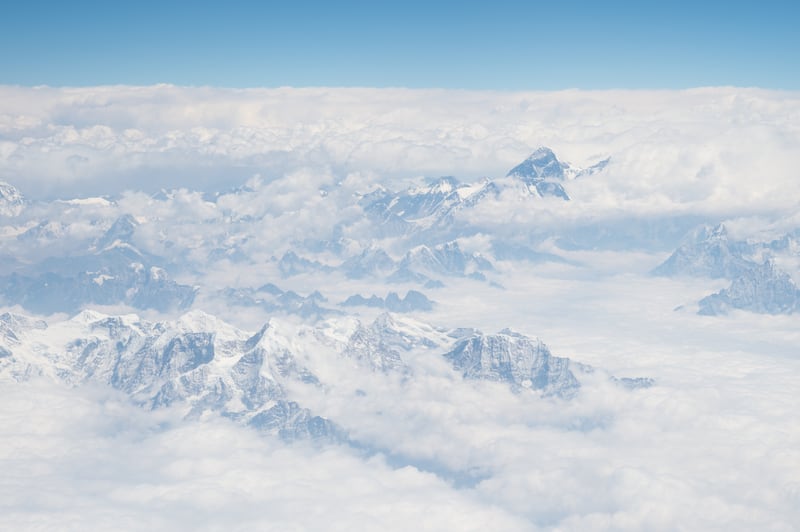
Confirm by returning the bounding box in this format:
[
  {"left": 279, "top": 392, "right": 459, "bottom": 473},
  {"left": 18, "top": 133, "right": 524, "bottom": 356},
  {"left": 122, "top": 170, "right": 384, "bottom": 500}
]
[
  {"left": 175, "top": 309, "right": 231, "bottom": 331},
  {"left": 404, "top": 240, "right": 462, "bottom": 259},
  {"left": 357, "top": 185, "right": 389, "bottom": 200},
  {"left": 0, "top": 181, "right": 23, "bottom": 200},
  {"left": 708, "top": 223, "right": 728, "bottom": 239},
  {"left": 435, "top": 240, "right": 461, "bottom": 252},
  {"left": 506, "top": 146, "right": 565, "bottom": 179},
  {"left": 0, "top": 181, "right": 25, "bottom": 216},
  {"left": 691, "top": 223, "right": 728, "bottom": 242},
  {"left": 70, "top": 309, "right": 112, "bottom": 325},
  {"left": 0, "top": 311, "right": 47, "bottom": 333},
  {"left": 528, "top": 146, "right": 557, "bottom": 158},
  {"left": 111, "top": 213, "right": 139, "bottom": 228},
  {"left": 407, "top": 176, "right": 461, "bottom": 196},
  {"left": 245, "top": 322, "right": 271, "bottom": 350},
  {"left": 371, "top": 311, "right": 398, "bottom": 331},
  {"left": 497, "top": 327, "right": 524, "bottom": 338},
  {"left": 471, "top": 328, "right": 547, "bottom": 347}
]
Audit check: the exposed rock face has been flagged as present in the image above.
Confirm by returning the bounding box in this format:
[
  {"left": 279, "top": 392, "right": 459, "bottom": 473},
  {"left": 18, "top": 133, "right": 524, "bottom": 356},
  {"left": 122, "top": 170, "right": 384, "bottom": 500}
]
[
  {"left": 0, "top": 182, "right": 25, "bottom": 217},
  {"left": 0, "top": 310, "right": 338, "bottom": 442},
  {"left": 340, "top": 247, "right": 396, "bottom": 279},
  {"left": 653, "top": 224, "right": 755, "bottom": 279},
  {"left": 444, "top": 329, "right": 580, "bottom": 398},
  {"left": 278, "top": 250, "right": 334, "bottom": 277},
  {"left": 0, "top": 260, "right": 196, "bottom": 315},
  {"left": 341, "top": 290, "right": 434, "bottom": 312},
  {"left": 506, "top": 147, "right": 571, "bottom": 200},
  {"left": 94, "top": 214, "right": 139, "bottom": 250},
  {"left": 220, "top": 283, "right": 338, "bottom": 319},
  {"left": 698, "top": 261, "right": 800, "bottom": 315},
  {"left": 390, "top": 241, "right": 493, "bottom": 284},
  {"left": 1, "top": 308, "right": 652, "bottom": 443}
]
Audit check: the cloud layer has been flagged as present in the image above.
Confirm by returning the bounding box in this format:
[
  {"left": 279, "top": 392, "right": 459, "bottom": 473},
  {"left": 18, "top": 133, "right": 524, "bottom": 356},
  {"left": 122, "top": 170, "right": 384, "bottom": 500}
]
[
  {"left": 2, "top": 85, "right": 799, "bottom": 219},
  {"left": 0, "top": 380, "right": 532, "bottom": 531},
  {"left": 2, "top": 85, "right": 800, "bottom": 531}
]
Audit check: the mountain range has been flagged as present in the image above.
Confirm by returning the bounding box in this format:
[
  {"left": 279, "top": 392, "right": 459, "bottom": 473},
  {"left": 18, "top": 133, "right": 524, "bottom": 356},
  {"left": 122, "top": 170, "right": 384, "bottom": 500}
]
[
  {"left": 654, "top": 223, "right": 800, "bottom": 315},
  {"left": 0, "top": 309, "right": 651, "bottom": 442}
]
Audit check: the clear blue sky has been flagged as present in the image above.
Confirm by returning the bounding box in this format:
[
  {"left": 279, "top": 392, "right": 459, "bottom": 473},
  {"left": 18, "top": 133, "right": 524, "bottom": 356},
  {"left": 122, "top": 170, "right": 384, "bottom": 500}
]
[{"left": 1, "top": 0, "right": 798, "bottom": 89}]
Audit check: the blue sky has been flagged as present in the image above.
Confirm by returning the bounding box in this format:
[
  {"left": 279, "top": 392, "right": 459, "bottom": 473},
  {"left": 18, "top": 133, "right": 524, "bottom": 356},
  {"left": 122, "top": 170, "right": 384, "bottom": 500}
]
[{"left": 1, "top": 0, "right": 798, "bottom": 89}]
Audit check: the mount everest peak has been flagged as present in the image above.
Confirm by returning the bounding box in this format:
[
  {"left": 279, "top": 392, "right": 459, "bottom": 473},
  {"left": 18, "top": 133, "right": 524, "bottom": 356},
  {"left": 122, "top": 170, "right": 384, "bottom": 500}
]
[
  {"left": 506, "top": 147, "right": 570, "bottom": 182},
  {"left": 504, "top": 147, "right": 609, "bottom": 200}
]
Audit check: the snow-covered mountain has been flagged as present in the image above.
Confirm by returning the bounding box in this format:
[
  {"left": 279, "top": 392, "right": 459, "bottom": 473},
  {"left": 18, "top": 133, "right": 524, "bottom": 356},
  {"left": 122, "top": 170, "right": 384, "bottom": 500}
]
[
  {"left": 0, "top": 182, "right": 25, "bottom": 217},
  {"left": 93, "top": 214, "right": 139, "bottom": 250},
  {"left": 0, "top": 262, "right": 196, "bottom": 315},
  {"left": 0, "top": 148, "right": 615, "bottom": 320},
  {"left": 358, "top": 176, "right": 499, "bottom": 237},
  {"left": 506, "top": 147, "right": 609, "bottom": 200},
  {"left": 220, "top": 283, "right": 336, "bottom": 319},
  {"left": 0, "top": 309, "right": 338, "bottom": 440},
  {"left": 277, "top": 250, "right": 335, "bottom": 277},
  {"left": 444, "top": 329, "right": 580, "bottom": 398},
  {"left": 358, "top": 147, "right": 607, "bottom": 236},
  {"left": 339, "top": 247, "right": 396, "bottom": 279},
  {"left": 653, "top": 224, "right": 800, "bottom": 315},
  {"left": 0, "top": 308, "right": 650, "bottom": 441},
  {"left": 652, "top": 224, "right": 756, "bottom": 279},
  {"left": 390, "top": 240, "right": 493, "bottom": 284},
  {"left": 698, "top": 260, "right": 800, "bottom": 315},
  {"left": 0, "top": 228, "right": 196, "bottom": 315},
  {"left": 506, "top": 147, "right": 572, "bottom": 200},
  {"left": 341, "top": 290, "right": 434, "bottom": 312}
]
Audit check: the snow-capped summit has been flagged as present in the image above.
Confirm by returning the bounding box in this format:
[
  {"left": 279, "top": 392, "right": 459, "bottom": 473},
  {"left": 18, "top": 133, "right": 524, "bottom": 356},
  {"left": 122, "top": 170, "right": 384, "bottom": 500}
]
[
  {"left": 0, "top": 182, "right": 25, "bottom": 217},
  {"left": 358, "top": 176, "right": 499, "bottom": 237},
  {"left": 94, "top": 214, "right": 139, "bottom": 250},
  {"left": 444, "top": 329, "right": 580, "bottom": 398},
  {"left": 407, "top": 176, "right": 460, "bottom": 197},
  {"left": 392, "top": 240, "right": 493, "bottom": 282},
  {"left": 0, "top": 309, "right": 339, "bottom": 441},
  {"left": 698, "top": 260, "right": 800, "bottom": 315},
  {"left": 507, "top": 147, "right": 569, "bottom": 181},
  {"left": 340, "top": 312, "right": 449, "bottom": 373},
  {"left": 0, "top": 311, "right": 47, "bottom": 345},
  {"left": 504, "top": 147, "right": 610, "bottom": 201},
  {"left": 652, "top": 223, "right": 755, "bottom": 279},
  {"left": 506, "top": 147, "right": 571, "bottom": 200},
  {"left": 339, "top": 247, "right": 396, "bottom": 279}
]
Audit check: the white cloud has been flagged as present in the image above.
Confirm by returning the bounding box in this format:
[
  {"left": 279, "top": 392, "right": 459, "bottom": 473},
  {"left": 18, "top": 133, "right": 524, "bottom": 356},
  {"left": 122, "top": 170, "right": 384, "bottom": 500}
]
[
  {"left": 0, "top": 379, "right": 532, "bottom": 532},
  {"left": 2, "top": 84, "right": 800, "bottom": 531},
  {"left": 2, "top": 263, "right": 800, "bottom": 530},
  {"left": 1, "top": 85, "right": 798, "bottom": 220}
]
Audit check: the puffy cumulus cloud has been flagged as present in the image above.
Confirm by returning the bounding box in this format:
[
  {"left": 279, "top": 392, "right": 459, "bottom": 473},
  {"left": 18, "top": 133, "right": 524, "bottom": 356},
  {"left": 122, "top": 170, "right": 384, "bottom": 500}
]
[
  {"left": 2, "top": 262, "right": 800, "bottom": 530},
  {"left": 278, "top": 271, "right": 800, "bottom": 531},
  {"left": 1, "top": 85, "right": 799, "bottom": 218},
  {"left": 0, "top": 379, "right": 530, "bottom": 532},
  {"left": 2, "top": 85, "right": 800, "bottom": 530},
  {"left": 217, "top": 169, "right": 334, "bottom": 218},
  {"left": 468, "top": 380, "right": 800, "bottom": 530},
  {"left": 249, "top": 316, "right": 800, "bottom": 531}
]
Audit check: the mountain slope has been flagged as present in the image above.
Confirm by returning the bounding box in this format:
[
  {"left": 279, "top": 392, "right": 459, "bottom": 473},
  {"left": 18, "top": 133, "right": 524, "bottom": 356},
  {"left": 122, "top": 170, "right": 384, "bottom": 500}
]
[
  {"left": 444, "top": 329, "right": 580, "bottom": 398},
  {"left": 653, "top": 224, "right": 755, "bottom": 279},
  {"left": 698, "top": 261, "right": 800, "bottom": 315}
]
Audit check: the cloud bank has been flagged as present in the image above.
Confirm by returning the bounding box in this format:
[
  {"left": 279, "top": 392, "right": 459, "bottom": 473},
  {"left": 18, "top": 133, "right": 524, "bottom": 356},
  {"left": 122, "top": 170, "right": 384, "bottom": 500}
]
[
  {"left": 2, "top": 84, "right": 800, "bottom": 531},
  {"left": 0, "top": 380, "right": 531, "bottom": 531},
  {"left": 1, "top": 85, "right": 799, "bottom": 219}
]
